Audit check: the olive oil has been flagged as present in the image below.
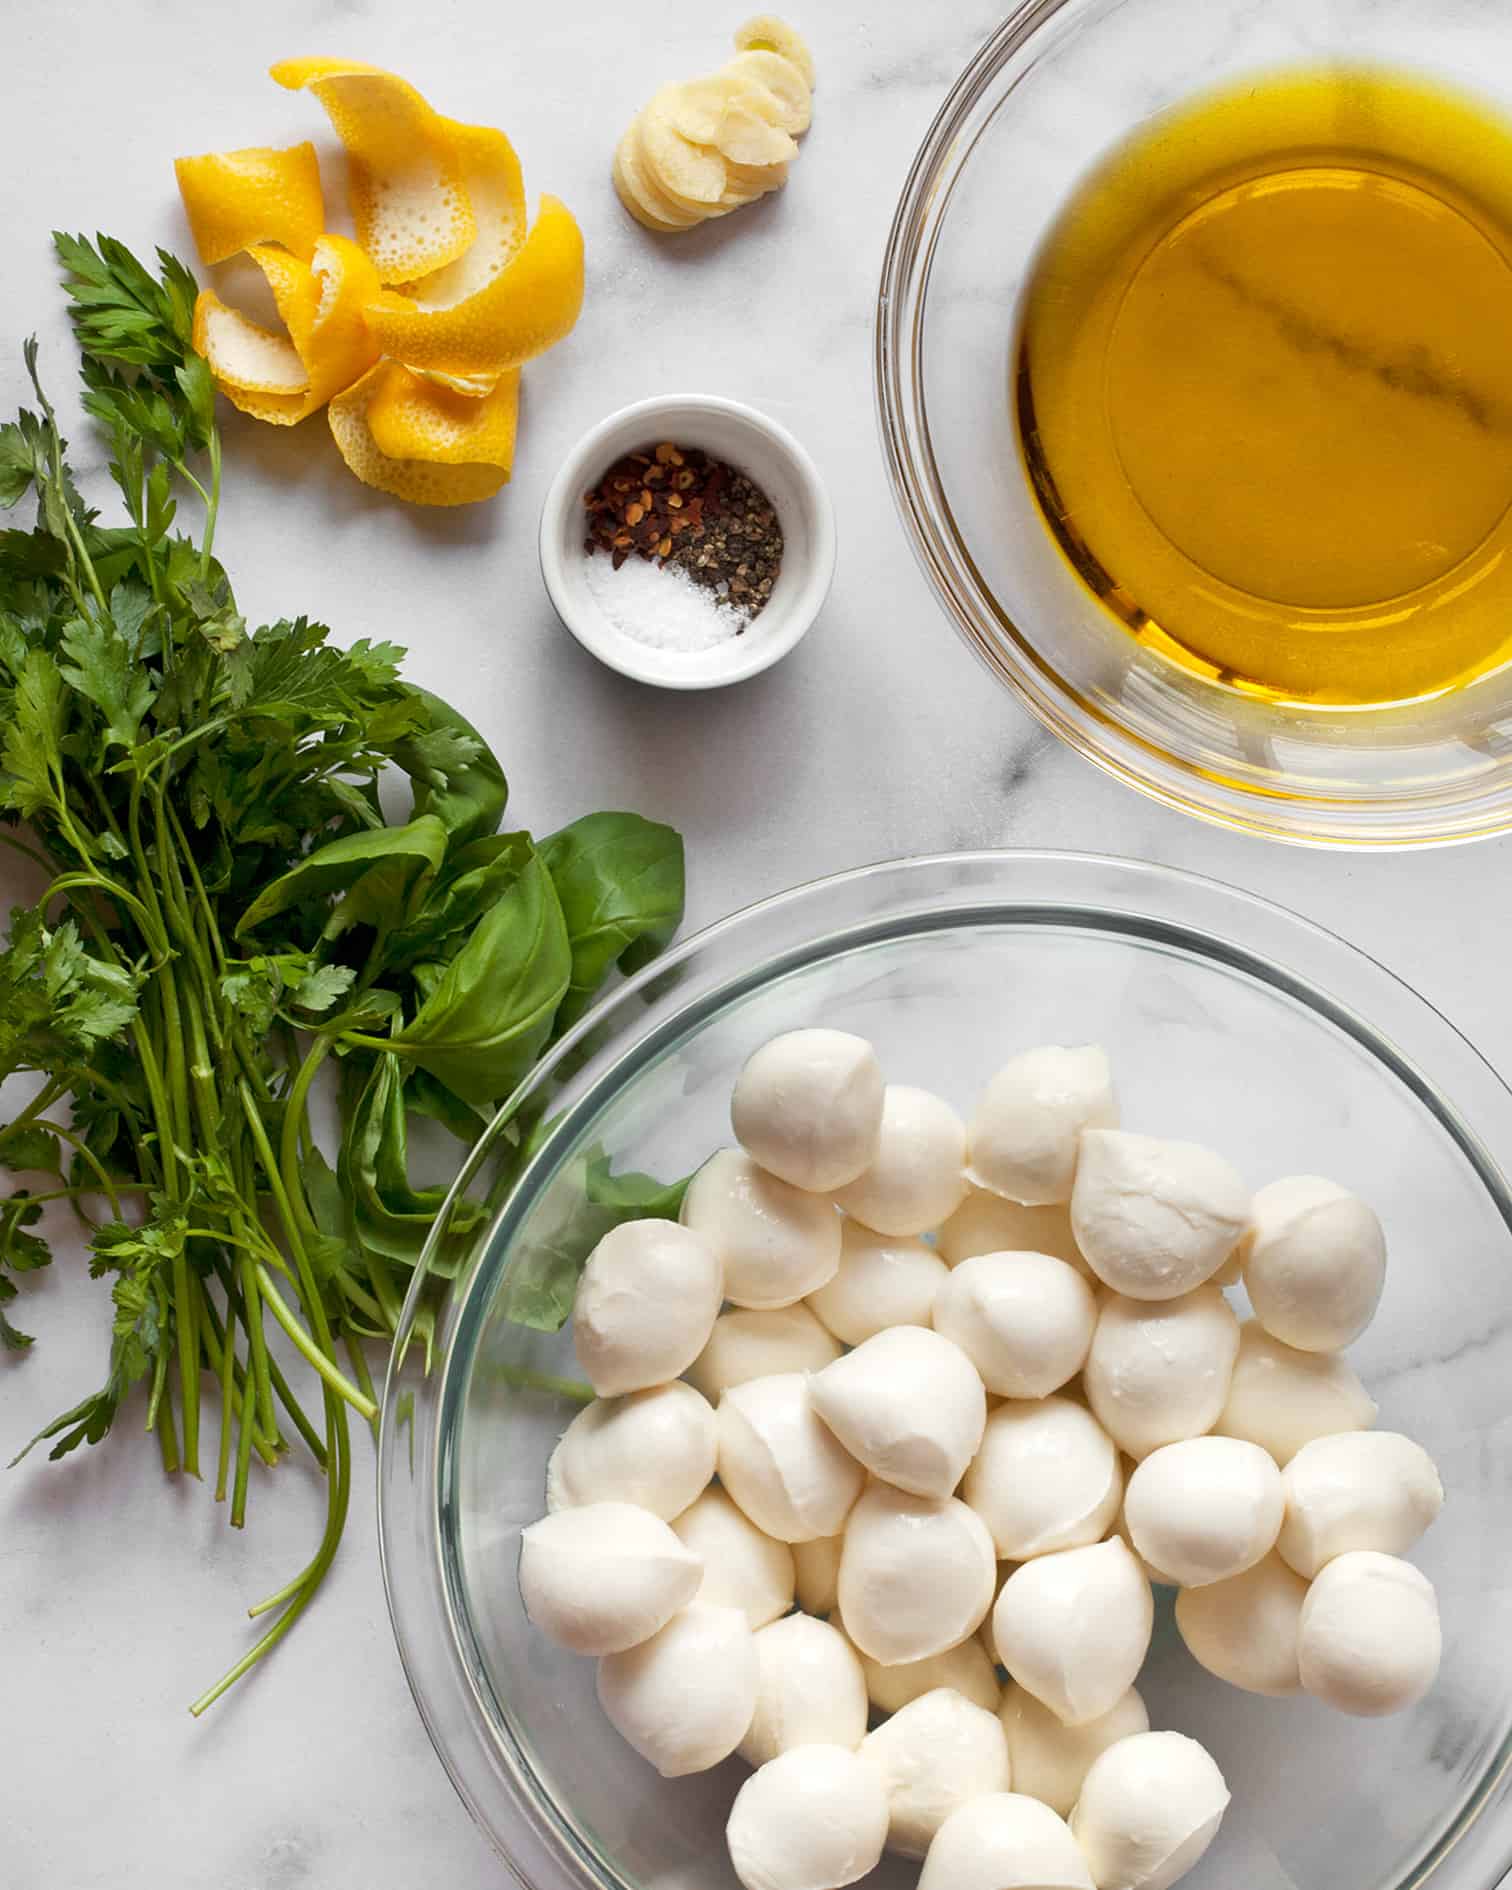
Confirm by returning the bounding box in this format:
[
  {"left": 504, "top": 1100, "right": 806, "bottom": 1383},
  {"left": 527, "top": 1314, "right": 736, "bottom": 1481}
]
[{"left": 1016, "top": 68, "right": 1512, "bottom": 706}]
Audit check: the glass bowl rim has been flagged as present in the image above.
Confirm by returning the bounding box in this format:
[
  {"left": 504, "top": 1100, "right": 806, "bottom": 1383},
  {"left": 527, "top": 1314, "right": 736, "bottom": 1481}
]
[
  {"left": 377, "top": 848, "right": 1512, "bottom": 1890},
  {"left": 872, "top": 1, "right": 1512, "bottom": 850}
]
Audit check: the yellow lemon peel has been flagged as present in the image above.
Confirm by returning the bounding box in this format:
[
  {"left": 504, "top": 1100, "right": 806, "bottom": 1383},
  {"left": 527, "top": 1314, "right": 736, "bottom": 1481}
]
[
  {"left": 174, "top": 143, "right": 326, "bottom": 264},
  {"left": 401, "top": 120, "right": 526, "bottom": 307},
  {"left": 192, "top": 291, "right": 309, "bottom": 395},
  {"left": 269, "top": 57, "right": 477, "bottom": 283},
  {"left": 363, "top": 192, "right": 583, "bottom": 374},
  {"left": 198, "top": 236, "right": 384, "bottom": 427},
  {"left": 327, "top": 363, "right": 511, "bottom": 506},
  {"left": 365, "top": 361, "right": 519, "bottom": 469}
]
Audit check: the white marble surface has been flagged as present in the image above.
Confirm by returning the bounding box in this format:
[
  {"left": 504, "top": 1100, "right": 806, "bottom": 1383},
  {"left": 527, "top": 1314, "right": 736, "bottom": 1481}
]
[{"left": 4, "top": 3, "right": 1512, "bottom": 1887}]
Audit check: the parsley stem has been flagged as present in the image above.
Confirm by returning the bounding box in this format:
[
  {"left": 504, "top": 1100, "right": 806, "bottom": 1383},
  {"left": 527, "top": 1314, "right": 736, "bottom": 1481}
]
[
  {"left": 154, "top": 1377, "right": 180, "bottom": 1476},
  {"left": 252, "top": 1265, "right": 377, "bottom": 1423},
  {"left": 213, "top": 1287, "right": 236, "bottom": 1502},
  {"left": 344, "top": 1333, "right": 380, "bottom": 1439},
  {"left": 239, "top": 1252, "right": 278, "bottom": 1447},
  {"left": 25, "top": 1119, "right": 124, "bottom": 1218},
  {"left": 190, "top": 1384, "right": 349, "bottom": 1717}
]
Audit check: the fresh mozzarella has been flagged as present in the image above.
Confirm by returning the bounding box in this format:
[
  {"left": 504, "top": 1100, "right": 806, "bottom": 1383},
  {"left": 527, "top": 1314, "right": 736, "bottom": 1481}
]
[
  {"left": 681, "top": 1148, "right": 842, "bottom": 1309},
  {"left": 731, "top": 1028, "right": 885, "bottom": 1192},
  {"left": 519, "top": 1502, "right": 702, "bottom": 1655},
  {"left": 546, "top": 1381, "right": 716, "bottom": 1520},
  {"left": 1071, "top": 1132, "right": 1248, "bottom": 1300},
  {"left": 573, "top": 1219, "right": 723, "bottom": 1396},
  {"left": 810, "top": 1325, "right": 987, "bottom": 1500}
]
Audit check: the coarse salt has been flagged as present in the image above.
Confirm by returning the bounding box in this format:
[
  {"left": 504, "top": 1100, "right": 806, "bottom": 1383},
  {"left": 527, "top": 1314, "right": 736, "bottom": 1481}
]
[{"left": 584, "top": 550, "right": 752, "bottom": 653}]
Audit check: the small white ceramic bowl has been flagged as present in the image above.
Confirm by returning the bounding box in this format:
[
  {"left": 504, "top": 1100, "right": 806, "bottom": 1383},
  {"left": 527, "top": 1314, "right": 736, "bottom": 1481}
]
[{"left": 539, "top": 394, "right": 836, "bottom": 689}]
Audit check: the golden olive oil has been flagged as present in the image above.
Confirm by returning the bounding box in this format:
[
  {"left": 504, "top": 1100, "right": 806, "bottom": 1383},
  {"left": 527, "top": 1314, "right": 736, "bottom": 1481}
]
[{"left": 1016, "top": 68, "right": 1512, "bottom": 706}]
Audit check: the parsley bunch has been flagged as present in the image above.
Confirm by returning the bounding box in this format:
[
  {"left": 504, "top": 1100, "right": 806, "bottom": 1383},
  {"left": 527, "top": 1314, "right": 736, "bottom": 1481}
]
[{"left": 0, "top": 236, "right": 685, "bottom": 1710}]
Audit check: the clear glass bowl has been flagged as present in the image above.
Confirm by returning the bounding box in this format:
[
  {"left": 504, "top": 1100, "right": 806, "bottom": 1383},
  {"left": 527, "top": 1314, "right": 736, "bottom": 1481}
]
[
  {"left": 378, "top": 853, "right": 1512, "bottom": 1890},
  {"left": 875, "top": 0, "right": 1512, "bottom": 847}
]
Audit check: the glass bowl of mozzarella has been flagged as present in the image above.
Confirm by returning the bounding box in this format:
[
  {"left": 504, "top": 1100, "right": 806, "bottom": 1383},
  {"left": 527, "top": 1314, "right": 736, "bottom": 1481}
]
[{"left": 378, "top": 852, "right": 1512, "bottom": 1890}]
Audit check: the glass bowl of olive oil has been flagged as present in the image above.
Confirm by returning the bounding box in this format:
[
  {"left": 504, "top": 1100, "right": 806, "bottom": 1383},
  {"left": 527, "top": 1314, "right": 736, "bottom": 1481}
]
[{"left": 877, "top": 0, "right": 1512, "bottom": 846}]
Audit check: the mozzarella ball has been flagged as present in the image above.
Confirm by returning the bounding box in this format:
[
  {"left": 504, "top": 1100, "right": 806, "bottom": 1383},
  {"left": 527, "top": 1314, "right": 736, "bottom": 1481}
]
[
  {"left": 519, "top": 1502, "right": 702, "bottom": 1655},
  {"left": 731, "top": 1029, "right": 885, "bottom": 1192},
  {"left": 1112, "top": 1499, "right": 1182, "bottom": 1588},
  {"left": 993, "top": 1539, "right": 1153, "bottom": 1726},
  {"left": 547, "top": 1382, "right": 716, "bottom": 1520},
  {"left": 793, "top": 1535, "right": 843, "bottom": 1616},
  {"left": 597, "top": 1603, "right": 757, "bottom": 1777},
  {"left": 1124, "top": 1437, "right": 1283, "bottom": 1587},
  {"left": 833, "top": 1086, "right": 969, "bottom": 1236},
  {"left": 682, "top": 1149, "right": 843, "bottom": 1310},
  {"left": 671, "top": 1486, "right": 795, "bottom": 1628},
  {"left": 1072, "top": 1132, "right": 1249, "bottom": 1300},
  {"left": 967, "top": 1045, "right": 1118, "bottom": 1207},
  {"left": 1071, "top": 1732, "right": 1229, "bottom": 1890},
  {"left": 935, "top": 1253, "right": 1097, "bottom": 1399},
  {"left": 863, "top": 1687, "right": 1012, "bottom": 1858},
  {"left": 740, "top": 1613, "right": 869, "bottom": 1765},
  {"left": 838, "top": 1482, "right": 997, "bottom": 1665},
  {"left": 1174, "top": 1551, "right": 1307, "bottom": 1696},
  {"left": 920, "top": 1793, "right": 1094, "bottom": 1890},
  {"left": 573, "top": 1220, "right": 723, "bottom": 1397},
  {"left": 1083, "top": 1286, "right": 1240, "bottom": 1461},
  {"left": 1215, "top": 1320, "right": 1377, "bottom": 1463},
  {"left": 999, "top": 1683, "right": 1148, "bottom": 1819},
  {"left": 718, "top": 1372, "right": 865, "bottom": 1543},
  {"left": 1297, "top": 1550, "right": 1442, "bottom": 1716},
  {"left": 852, "top": 1623, "right": 1003, "bottom": 1715},
  {"left": 810, "top": 1326, "right": 987, "bottom": 1500},
  {"left": 937, "top": 1190, "right": 1094, "bottom": 1280},
  {"left": 1243, "top": 1175, "right": 1387, "bottom": 1352},
  {"left": 963, "top": 1396, "right": 1122, "bottom": 1560},
  {"left": 809, "top": 1222, "right": 949, "bottom": 1345},
  {"left": 686, "top": 1303, "right": 842, "bottom": 1403},
  {"left": 727, "top": 1745, "right": 889, "bottom": 1890},
  {"left": 1277, "top": 1430, "right": 1444, "bottom": 1578}
]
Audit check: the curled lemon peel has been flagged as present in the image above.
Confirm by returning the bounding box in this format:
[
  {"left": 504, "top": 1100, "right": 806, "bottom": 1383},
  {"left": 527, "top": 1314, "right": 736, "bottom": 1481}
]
[
  {"left": 363, "top": 192, "right": 583, "bottom": 374},
  {"left": 269, "top": 57, "right": 477, "bottom": 283},
  {"left": 402, "top": 120, "right": 526, "bottom": 308},
  {"left": 174, "top": 143, "right": 325, "bottom": 264},
  {"left": 192, "top": 292, "right": 310, "bottom": 395},
  {"left": 197, "top": 236, "right": 384, "bottom": 427},
  {"left": 183, "top": 59, "right": 582, "bottom": 501},
  {"left": 366, "top": 361, "right": 519, "bottom": 469},
  {"left": 328, "top": 363, "right": 511, "bottom": 506}
]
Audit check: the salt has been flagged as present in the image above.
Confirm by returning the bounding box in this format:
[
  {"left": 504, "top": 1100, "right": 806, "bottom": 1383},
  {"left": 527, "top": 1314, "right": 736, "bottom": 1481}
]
[{"left": 583, "top": 549, "right": 753, "bottom": 653}]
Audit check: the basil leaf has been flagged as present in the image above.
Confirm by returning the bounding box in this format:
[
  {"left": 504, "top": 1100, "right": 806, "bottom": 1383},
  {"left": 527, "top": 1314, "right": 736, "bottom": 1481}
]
[
  {"left": 388, "top": 840, "right": 570, "bottom": 1109},
  {"left": 398, "top": 687, "right": 508, "bottom": 848},
  {"left": 539, "top": 812, "right": 685, "bottom": 1032},
  {"left": 236, "top": 815, "right": 449, "bottom": 938}
]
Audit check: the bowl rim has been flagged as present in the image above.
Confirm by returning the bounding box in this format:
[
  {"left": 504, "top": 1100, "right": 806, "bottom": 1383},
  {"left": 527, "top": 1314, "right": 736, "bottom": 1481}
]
[
  {"left": 537, "top": 392, "right": 836, "bottom": 692},
  {"left": 378, "top": 848, "right": 1512, "bottom": 1890},
  {"left": 873, "top": 4, "right": 1512, "bottom": 850}
]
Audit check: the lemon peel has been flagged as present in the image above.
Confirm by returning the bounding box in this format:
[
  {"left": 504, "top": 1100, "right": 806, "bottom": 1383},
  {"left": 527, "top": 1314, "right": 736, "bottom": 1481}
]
[
  {"left": 365, "top": 360, "right": 519, "bottom": 469},
  {"left": 363, "top": 192, "right": 583, "bottom": 374},
  {"left": 174, "top": 143, "right": 326, "bottom": 264},
  {"left": 402, "top": 120, "right": 526, "bottom": 307},
  {"left": 269, "top": 57, "right": 476, "bottom": 283},
  {"left": 327, "top": 362, "right": 511, "bottom": 506},
  {"left": 192, "top": 292, "right": 310, "bottom": 395},
  {"left": 197, "top": 235, "right": 384, "bottom": 427}
]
